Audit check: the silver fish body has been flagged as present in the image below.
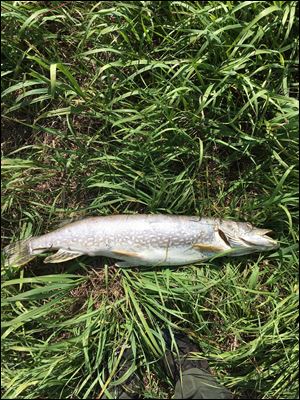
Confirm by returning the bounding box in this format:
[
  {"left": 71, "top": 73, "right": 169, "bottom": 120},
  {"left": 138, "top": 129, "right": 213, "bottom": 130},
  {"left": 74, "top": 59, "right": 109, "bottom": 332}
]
[{"left": 3, "top": 215, "right": 279, "bottom": 267}]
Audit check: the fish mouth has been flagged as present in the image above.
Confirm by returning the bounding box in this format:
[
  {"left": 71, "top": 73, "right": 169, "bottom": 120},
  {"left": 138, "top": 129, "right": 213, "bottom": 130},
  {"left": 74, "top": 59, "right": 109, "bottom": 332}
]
[
  {"left": 240, "top": 228, "right": 279, "bottom": 250},
  {"left": 218, "top": 226, "right": 279, "bottom": 256}
]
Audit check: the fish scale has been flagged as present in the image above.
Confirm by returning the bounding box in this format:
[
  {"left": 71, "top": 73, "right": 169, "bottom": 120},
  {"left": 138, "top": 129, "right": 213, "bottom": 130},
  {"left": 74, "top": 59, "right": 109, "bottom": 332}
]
[{"left": 3, "top": 214, "right": 279, "bottom": 268}]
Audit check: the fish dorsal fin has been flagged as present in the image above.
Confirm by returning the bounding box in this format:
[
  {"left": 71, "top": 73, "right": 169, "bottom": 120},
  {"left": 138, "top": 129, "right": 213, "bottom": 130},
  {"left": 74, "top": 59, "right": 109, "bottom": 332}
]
[
  {"left": 192, "top": 243, "right": 224, "bottom": 252},
  {"left": 44, "top": 249, "right": 83, "bottom": 264}
]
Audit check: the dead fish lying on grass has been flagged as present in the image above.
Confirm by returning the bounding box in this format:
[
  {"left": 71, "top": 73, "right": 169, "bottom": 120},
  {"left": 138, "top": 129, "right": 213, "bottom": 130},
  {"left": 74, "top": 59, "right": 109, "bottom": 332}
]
[{"left": 3, "top": 214, "right": 279, "bottom": 268}]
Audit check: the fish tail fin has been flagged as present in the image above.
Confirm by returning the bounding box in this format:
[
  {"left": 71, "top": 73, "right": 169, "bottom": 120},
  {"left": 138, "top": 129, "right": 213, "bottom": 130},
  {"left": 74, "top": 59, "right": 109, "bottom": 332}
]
[{"left": 2, "top": 238, "right": 35, "bottom": 268}]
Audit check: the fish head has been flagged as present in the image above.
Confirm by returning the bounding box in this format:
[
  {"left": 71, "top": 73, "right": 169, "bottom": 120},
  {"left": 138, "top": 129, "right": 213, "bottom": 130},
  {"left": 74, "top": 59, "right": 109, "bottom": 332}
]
[{"left": 217, "top": 220, "right": 279, "bottom": 256}]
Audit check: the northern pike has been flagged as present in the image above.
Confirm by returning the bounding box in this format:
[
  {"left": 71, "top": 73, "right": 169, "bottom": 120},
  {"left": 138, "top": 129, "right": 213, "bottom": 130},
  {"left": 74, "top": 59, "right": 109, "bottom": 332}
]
[{"left": 2, "top": 215, "right": 279, "bottom": 268}]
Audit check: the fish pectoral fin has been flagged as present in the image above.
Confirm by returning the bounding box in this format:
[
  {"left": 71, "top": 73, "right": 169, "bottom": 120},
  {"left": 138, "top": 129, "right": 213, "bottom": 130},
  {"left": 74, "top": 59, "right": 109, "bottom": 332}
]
[
  {"left": 115, "top": 261, "right": 136, "bottom": 267},
  {"left": 111, "top": 249, "right": 143, "bottom": 259},
  {"left": 44, "top": 249, "right": 83, "bottom": 264},
  {"left": 192, "top": 243, "right": 224, "bottom": 252}
]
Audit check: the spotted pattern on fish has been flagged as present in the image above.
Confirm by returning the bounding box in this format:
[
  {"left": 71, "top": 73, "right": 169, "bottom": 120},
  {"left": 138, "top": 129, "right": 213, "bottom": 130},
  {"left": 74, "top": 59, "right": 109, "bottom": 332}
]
[{"left": 3, "top": 214, "right": 279, "bottom": 268}]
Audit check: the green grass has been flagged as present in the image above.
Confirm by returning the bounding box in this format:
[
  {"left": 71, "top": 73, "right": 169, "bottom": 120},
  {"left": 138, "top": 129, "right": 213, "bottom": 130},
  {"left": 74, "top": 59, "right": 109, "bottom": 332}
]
[{"left": 1, "top": 1, "right": 299, "bottom": 399}]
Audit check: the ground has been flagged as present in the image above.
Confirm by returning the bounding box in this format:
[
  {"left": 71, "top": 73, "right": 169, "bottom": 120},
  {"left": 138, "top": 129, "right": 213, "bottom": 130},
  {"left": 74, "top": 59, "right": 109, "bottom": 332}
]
[{"left": 1, "top": 1, "right": 299, "bottom": 399}]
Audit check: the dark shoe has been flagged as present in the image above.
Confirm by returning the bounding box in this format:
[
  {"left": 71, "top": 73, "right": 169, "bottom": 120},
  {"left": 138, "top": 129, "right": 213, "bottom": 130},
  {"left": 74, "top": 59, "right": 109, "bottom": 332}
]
[
  {"left": 161, "top": 330, "right": 233, "bottom": 399},
  {"left": 173, "top": 367, "right": 233, "bottom": 399},
  {"left": 162, "top": 330, "right": 209, "bottom": 381},
  {"left": 102, "top": 347, "right": 142, "bottom": 399}
]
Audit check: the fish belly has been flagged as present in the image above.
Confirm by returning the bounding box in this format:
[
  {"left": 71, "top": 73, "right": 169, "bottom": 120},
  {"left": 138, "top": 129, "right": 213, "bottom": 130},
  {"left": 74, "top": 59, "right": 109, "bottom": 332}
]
[{"left": 100, "top": 245, "right": 209, "bottom": 266}]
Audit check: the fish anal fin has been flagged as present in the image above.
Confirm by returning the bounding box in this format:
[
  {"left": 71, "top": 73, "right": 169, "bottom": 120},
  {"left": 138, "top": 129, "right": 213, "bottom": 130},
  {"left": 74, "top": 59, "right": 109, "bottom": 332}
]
[
  {"left": 192, "top": 243, "right": 224, "bottom": 252},
  {"left": 111, "top": 249, "right": 143, "bottom": 259},
  {"left": 44, "top": 249, "right": 83, "bottom": 264}
]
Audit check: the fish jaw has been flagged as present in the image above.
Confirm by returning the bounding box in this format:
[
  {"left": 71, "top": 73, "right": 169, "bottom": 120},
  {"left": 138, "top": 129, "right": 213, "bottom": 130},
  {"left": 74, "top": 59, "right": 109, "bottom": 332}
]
[
  {"left": 217, "top": 222, "right": 279, "bottom": 257},
  {"left": 239, "top": 228, "right": 279, "bottom": 252}
]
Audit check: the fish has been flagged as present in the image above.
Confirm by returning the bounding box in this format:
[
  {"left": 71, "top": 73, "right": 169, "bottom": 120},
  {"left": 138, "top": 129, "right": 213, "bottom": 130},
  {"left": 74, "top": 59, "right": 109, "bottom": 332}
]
[{"left": 2, "top": 214, "right": 279, "bottom": 268}]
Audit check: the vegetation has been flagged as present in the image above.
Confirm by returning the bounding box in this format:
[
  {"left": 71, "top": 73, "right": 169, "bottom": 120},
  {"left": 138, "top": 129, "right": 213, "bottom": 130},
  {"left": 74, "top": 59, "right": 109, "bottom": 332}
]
[{"left": 1, "top": 1, "right": 298, "bottom": 398}]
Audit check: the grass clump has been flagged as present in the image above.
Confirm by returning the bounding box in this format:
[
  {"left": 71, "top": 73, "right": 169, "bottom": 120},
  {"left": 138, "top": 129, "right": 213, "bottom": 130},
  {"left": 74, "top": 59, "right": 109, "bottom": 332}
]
[{"left": 1, "top": 1, "right": 299, "bottom": 399}]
